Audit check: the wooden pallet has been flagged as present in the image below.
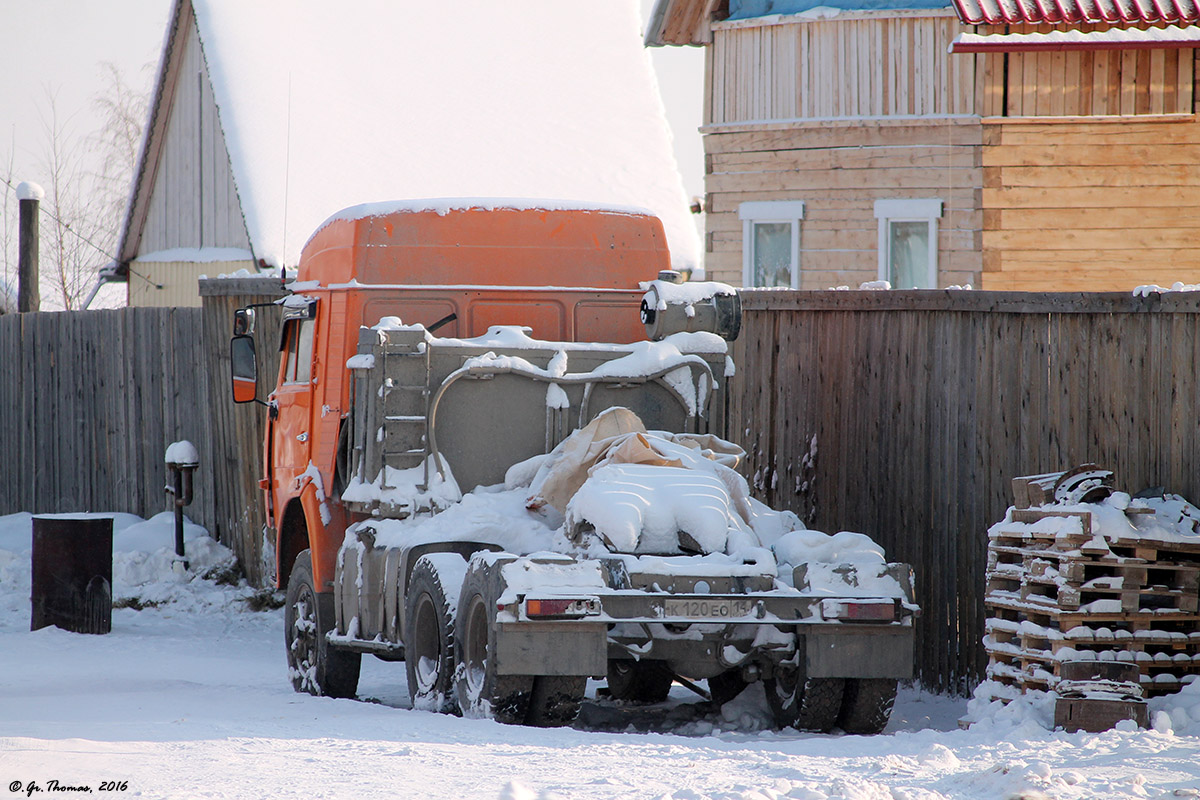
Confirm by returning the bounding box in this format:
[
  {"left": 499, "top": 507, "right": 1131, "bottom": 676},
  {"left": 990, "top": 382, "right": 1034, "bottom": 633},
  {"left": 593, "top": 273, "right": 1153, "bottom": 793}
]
[{"left": 984, "top": 483, "right": 1200, "bottom": 701}]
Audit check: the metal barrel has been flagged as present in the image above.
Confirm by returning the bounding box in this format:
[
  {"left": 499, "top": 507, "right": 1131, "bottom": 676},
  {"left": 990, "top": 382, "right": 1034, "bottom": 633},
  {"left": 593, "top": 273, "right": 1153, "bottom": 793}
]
[{"left": 30, "top": 516, "right": 113, "bottom": 634}]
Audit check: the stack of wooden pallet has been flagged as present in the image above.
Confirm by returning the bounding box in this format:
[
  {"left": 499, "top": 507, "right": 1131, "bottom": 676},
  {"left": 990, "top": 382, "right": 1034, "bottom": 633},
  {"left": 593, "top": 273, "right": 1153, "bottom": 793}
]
[{"left": 984, "top": 468, "right": 1200, "bottom": 704}]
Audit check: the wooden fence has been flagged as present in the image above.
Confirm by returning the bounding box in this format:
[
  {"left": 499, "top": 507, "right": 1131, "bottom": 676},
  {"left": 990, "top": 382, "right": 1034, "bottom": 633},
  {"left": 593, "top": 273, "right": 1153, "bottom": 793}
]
[
  {"left": 730, "top": 289, "right": 1200, "bottom": 694},
  {"left": 7, "top": 288, "right": 1200, "bottom": 694},
  {"left": 0, "top": 278, "right": 284, "bottom": 587},
  {"left": 198, "top": 277, "right": 285, "bottom": 586},
  {"left": 0, "top": 306, "right": 215, "bottom": 533}
]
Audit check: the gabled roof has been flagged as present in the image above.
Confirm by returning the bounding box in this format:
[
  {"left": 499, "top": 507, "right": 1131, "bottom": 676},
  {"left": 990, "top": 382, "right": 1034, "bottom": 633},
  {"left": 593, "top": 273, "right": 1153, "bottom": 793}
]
[
  {"left": 646, "top": 0, "right": 729, "bottom": 45},
  {"left": 125, "top": 0, "right": 700, "bottom": 272},
  {"left": 953, "top": 0, "right": 1200, "bottom": 25},
  {"left": 646, "top": 0, "right": 955, "bottom": 46}
]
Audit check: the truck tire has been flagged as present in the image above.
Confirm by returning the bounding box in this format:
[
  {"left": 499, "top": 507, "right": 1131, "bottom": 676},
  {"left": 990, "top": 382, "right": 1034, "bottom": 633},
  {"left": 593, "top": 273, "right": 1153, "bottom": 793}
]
[
  {"left": 764, "top": 666, "right": 844, "bottom": 733},
  {"left": 836, "top": 678, "right": 898, "bottom": 734},
  {"left": 527, "top": 676, "right": 586, "bottom": 727},
  {"left": 454, "top": 561, "right": 534, "bottom": 724},
  {"left": 404, "top": 554, "right": 466, "bottom": 713},
  {"left": 285, "top": 550, "right": 360, "bottom": 698},
  {"left": 607, "top": 659, "right": 673, "bottom": 703}
]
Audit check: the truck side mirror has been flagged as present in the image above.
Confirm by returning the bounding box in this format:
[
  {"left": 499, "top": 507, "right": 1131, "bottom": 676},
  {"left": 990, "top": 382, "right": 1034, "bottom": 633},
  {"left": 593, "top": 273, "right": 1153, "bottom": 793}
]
[
  {"left": 231, "top": 335, "right": 258, "bottom": 404},
  {"left": 234, "top": 308, "right": 256, "bottom": 336}
]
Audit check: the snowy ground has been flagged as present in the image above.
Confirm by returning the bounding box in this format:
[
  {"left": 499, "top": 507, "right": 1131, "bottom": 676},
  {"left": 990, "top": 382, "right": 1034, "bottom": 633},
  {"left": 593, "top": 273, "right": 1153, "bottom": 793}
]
[{"left": 3, "top": 513, "right": 1200, "bottom": 799}]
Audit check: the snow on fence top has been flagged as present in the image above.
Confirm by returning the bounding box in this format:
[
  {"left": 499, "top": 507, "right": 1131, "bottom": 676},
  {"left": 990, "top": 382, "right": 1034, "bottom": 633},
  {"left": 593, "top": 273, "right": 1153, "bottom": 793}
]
[{"left": 190, "top": 0, "right": 699, "bottom": 272}]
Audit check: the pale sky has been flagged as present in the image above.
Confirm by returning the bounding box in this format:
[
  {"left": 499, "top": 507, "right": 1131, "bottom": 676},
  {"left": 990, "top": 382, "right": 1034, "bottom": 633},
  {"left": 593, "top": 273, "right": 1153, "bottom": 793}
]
[{"left": 0, "top": 0, "right": 706, "bottom": 241}]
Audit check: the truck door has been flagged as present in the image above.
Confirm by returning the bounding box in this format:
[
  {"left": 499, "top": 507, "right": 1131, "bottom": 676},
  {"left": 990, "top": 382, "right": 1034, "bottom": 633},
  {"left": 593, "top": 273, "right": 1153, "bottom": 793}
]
[{"left": 272, "top": 300, "right": 318, "bottom": 518}]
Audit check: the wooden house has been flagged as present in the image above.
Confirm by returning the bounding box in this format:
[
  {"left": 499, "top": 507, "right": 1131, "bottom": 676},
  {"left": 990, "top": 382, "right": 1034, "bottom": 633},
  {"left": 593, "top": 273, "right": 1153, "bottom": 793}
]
[
  {"left": 646, "top": 0, "right": 1200, "bottom": 290},
  {"left": 115, "top": 0, "right": 699, "bottom": 307}
]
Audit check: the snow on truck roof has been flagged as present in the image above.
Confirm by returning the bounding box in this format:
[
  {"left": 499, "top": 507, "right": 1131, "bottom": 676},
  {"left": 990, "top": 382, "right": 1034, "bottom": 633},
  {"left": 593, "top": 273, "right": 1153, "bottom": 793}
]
[
  {"left": 180, "top": 0, "right": 699, "bottom": 271},
  {"left": 307, "top": 198, "right": 657, "bottom": 250}
]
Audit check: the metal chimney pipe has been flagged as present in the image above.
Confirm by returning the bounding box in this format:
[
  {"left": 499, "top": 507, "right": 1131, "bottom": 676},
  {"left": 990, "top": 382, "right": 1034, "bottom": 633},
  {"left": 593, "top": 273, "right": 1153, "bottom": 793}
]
[{"left": 17, "top": 181, "right": 43, "bottom": 313}]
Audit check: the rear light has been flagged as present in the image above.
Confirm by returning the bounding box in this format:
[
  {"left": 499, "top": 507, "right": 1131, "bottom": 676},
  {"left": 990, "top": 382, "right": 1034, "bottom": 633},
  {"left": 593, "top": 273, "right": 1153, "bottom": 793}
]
[
  {"left": 820, "top": 599, "right": 898, "bottom": 622},
  {"left": 524, "top": 597, "right": 601, "bottom": 619}
]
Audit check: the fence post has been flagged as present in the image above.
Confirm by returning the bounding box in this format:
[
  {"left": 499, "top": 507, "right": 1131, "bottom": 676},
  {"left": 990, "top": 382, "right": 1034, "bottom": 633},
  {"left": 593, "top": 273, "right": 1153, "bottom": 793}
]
[{"left": 17, "top": 181, "right": 42, "bottom": 313}]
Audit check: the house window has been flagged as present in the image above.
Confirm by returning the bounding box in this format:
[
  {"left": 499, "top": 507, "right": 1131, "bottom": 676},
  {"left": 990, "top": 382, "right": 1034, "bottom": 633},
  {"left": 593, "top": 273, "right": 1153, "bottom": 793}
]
[
  {"left": 739, "top": 201, "right": 805, "bottom": 288},
  {"left": 874, "top": 199, "right": 943, "bottom": 289}
]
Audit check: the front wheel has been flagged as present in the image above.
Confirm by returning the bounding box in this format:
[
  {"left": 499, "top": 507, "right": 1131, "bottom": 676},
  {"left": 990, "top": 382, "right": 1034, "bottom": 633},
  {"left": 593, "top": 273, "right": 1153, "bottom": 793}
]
[{"left": 284, "top": 549, "right": 360, "bottom": 698}]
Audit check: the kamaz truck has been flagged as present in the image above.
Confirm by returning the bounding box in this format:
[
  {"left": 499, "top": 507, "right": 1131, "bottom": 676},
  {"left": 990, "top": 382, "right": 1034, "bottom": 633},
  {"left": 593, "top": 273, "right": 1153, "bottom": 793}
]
[{"left": 229, "top": 199, "right": 917, "bottom": 731}]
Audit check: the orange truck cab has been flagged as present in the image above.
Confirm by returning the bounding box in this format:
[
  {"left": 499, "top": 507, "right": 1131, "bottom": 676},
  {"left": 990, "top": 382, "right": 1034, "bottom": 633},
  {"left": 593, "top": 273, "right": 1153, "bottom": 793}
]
[{"left": 252, "top": 200, "right": 671, "bottom": 594}]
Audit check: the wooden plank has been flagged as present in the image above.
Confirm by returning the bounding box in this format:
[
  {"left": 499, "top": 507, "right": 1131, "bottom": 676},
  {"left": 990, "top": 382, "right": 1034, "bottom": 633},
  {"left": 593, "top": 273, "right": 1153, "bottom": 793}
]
[
  {"left": 1164, "top": 49, "right": 1179, "bottom": 116},
  {"left": 984, "top": 227, "right": 1200, "bottom": 251},
  {"left": 1136, "top": 49, "right": 1153, "bottom": 116},
  {"left": 984, "top": 206, "right": 1200, "bottom": 230},
  {"left": 989, "top": 164, "right": 1200, "bottom": 189},
  {"left": 712, "top": 145, "right": 979, "bottom": 172},
  {"left": 702, "top": 120, "right": 985, "bottom": 154},
  {"left": 1064, "top": 50, "right": 1082, "bottom": 117},
  {"left": 984, "top": 185, "right": 1200, "bottom": 209},
  {"left": 981, "top": 267, "right": 1200, "bottom": 292},
  {"left": 1178, "top": 47, "right": 1192, "bottom": 115},
  {"left": 983, "top": 142, "right": 1200, "bottom": 167},
  {"left": 1121, "top": 49, "right": 1138, "bottom": 115},
  {"left": 1036, "top": 44, "right": 1052, "bottom": 116},
  {"left": 706, "top": 166, "right": 984, "bottom": 193},
  {"left": 1050, "top": 49, "right": 1066, "bottom": 117}
]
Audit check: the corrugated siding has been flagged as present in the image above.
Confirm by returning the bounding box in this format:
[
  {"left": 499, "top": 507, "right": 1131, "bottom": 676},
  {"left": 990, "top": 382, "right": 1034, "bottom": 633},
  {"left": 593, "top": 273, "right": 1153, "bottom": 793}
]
[
  {"left": 140, "top": 11, "right": 251, "bottom": 257},
  {"left": 710, "top": 15, "right": 980, "bottom": 124}
]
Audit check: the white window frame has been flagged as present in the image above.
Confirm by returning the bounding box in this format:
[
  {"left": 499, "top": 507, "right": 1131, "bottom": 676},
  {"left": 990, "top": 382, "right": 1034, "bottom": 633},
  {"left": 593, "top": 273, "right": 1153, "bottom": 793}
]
[
  {"left": 874, "top": 198, "right": 943, "bottom": 289},
  {"left": 738, "top": 200, "right": 806, "bottom": 289}
]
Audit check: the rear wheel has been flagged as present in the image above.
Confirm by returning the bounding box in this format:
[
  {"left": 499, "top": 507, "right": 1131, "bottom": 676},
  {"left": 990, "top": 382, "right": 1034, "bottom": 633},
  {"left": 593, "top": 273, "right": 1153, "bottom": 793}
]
[
  {"left": 404, "top": 555, "right": 466, "bottom": 713},
  {"left": 607, "top": 659, "right": 673, "bottom": 703},
  {"left": 527, "top": 675, "right": 586, "bottom": 727},
  {"left": 284, "top": 550, "right": 360, "bottom": 698},
  {"left": 454, "top": 563, "right": 533, "bottom": 724},
  {"left": 764, "top": 664, "right": 843, "bottom": 732},
  {"left": 837, "top": 678, "right": 898, "bottom": 734}
]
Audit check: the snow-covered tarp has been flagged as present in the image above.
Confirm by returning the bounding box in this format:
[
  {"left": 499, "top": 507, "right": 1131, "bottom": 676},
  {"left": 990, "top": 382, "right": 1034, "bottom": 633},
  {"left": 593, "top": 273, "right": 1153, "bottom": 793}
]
[{"left": 188, "top": 0, "right": 699, "bottom": 272}]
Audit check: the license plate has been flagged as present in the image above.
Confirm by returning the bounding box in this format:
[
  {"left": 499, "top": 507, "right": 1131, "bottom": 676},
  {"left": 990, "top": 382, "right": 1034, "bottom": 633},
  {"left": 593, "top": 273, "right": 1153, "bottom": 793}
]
[{"left": 662, "top": 598, "right": 754, "bottom": 619}]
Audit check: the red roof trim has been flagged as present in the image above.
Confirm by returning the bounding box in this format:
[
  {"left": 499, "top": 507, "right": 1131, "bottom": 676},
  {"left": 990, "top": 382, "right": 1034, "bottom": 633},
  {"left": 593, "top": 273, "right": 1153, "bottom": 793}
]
[
  {"left": 952, "top": 0, "right": 1200, "bottom": 25},
  {"left": 953, "top": 36, "right": 1200, "bottom": 48},
  {"left": 951, "top": 28, "right": 1200, "bottom": 48}
]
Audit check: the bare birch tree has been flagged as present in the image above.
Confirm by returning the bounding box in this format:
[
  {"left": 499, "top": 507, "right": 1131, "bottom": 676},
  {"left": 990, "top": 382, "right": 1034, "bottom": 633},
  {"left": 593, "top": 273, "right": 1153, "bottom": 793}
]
[{"left": 0, "top": 62, "right": 147, "bottom": 311}]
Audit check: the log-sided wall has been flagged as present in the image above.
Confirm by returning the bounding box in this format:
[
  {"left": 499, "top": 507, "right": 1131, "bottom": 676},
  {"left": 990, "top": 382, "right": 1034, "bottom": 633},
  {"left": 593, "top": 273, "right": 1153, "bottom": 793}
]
[
  {"left": 701, "top": 10, "right": 1200, "bottom": 293},
  {"left": 703, "top": 12, "right": 986, "bottom": 290}
]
